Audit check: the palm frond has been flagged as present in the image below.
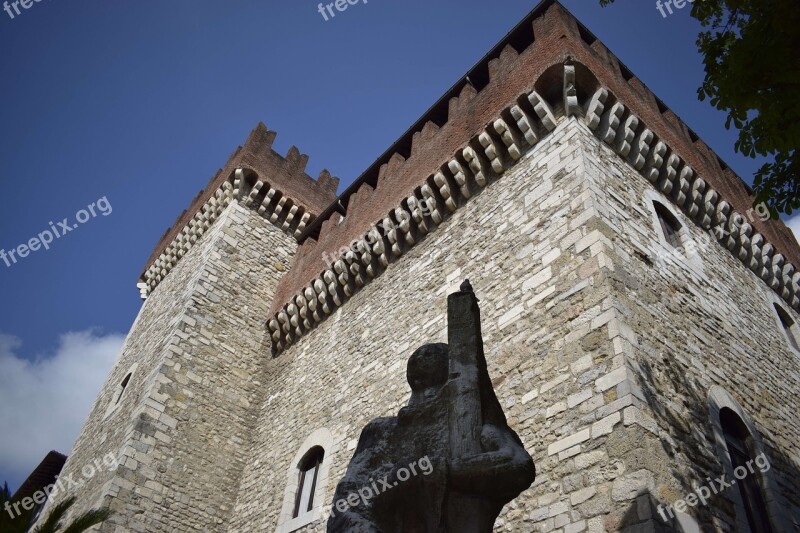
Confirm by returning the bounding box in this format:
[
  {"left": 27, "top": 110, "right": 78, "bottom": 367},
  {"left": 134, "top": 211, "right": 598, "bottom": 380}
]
[
  {"left": 31, "top": 496, "right": 76, "bottom": 533},
  {"left": 61, "top": 508, "right": 111, "bottom": 533}
]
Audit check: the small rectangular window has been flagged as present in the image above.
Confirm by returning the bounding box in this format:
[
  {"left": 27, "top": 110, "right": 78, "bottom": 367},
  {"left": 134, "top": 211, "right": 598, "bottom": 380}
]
[
  {"left": 774, "top": 304, "right": 799, "bottom": 351},
  {"left": 654, "top": 202, "right": 682, "bottom": 248},
  {"left": 115, "top": 373, "right": 132, "bottom": 405}
]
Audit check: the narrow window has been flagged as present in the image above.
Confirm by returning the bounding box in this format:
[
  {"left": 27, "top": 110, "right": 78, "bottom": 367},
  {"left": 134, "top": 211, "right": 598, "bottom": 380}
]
[
  {"left": 774, "top": 304, "right": 799, "bottom": 351},
  {"left": 115, "top": 373, "right": 132, "bottom": 405},
  {"left": 720, "top": 408, "right": 774, "bottom": 533},
  {"left": 654, "top": 202, "right": 682, "bottom": 248},
  {"left": 104, "top": 365, "right": 137, "bottom": 419},
  {"left": 293, "top": 447, "right": 324, "bottom": 518}
]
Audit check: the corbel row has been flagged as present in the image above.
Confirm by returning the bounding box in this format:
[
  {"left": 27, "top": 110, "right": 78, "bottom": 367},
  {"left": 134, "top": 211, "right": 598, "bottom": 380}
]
[
  {"left": 577, "top": 67, "right": 800, "bottom": 310},
  {"left": 138, "top": 169, "right": 314, "bottom": 300},
  {"left": 267, "top": 83, "right": 561, "bottom": 354},
  {"left": 138, "top": 183, "right": 235, "bottom": 299},
  {"left": 267, "top": 63, "right": 800, "bottom": 353},
  {"left": 233, "top": 169, "right": 314, "bottom": 238}
]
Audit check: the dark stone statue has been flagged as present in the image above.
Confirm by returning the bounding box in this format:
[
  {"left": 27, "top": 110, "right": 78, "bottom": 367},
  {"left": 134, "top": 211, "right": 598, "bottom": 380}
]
[{"left": 327, "top": 281, "right": 535, "bottom": 532}]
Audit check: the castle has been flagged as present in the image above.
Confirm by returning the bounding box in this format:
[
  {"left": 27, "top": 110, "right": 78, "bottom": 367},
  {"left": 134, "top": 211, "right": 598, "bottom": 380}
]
[{"left": 44, "top": 1, "right": 800, "bottom": 531}]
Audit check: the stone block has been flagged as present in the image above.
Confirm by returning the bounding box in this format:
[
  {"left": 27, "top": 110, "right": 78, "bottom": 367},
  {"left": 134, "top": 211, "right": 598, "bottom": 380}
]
[{"left": 548, "top": 428, "right": 591, "bottom": 456}]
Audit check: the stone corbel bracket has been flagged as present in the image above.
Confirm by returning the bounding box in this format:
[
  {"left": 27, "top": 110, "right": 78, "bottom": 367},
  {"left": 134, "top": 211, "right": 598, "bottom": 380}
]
[
  {"left": 138, "top": 168, "right": 315, "bottom": 300},
  {"left": 266, "top": 62, "right": 800, "bottom": 356}
]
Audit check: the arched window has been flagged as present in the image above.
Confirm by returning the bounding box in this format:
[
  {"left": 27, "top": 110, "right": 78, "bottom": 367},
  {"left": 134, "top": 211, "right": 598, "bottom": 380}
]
[
  {"left": 773, "top": 303, "right": 799, "bottom": 351},
  {"left": 720, "top": 408, "right": 774, "bottom": 533},
  {"left": 277, "top": 429, "right": 333, "bottom": 533},
  {"left": 293, "top": 447, "right": 324, "bottom": 519},
  {"left": 644, "top": 192, "right": 706, "bottom": 274},
  {"left": 654, "top": 201, "right": 682, "bottom": 248}
]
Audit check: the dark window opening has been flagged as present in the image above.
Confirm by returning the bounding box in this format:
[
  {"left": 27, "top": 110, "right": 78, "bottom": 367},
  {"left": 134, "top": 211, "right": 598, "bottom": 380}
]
[
  {"left": 720, "top": 408, "right": 774, "bottom": 533},
  {"left": 507, "top": 24, "right": 534, "bottom": 54},
  {"left": 577, "top": 24, "right": 597, "bottom": 46},
  {"left": 466, "top": 61, "right": 491, "bottom": 93},
  {"left": 654, "top": 202, "right": 682, "bottom": 248},
  {"left": 293, "top": 447, "right": 324, "bottom": 518},
  {"left": 774, "top": 304, "right": 799, "bottom": 351},
  {"left": 115, "top": 373, "right": 132, "bottom": 405}
]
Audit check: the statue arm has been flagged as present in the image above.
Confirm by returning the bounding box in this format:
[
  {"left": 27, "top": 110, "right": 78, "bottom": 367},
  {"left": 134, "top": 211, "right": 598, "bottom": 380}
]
[{"left": 448, "top": 424, "right": 535, "bottom": 499}]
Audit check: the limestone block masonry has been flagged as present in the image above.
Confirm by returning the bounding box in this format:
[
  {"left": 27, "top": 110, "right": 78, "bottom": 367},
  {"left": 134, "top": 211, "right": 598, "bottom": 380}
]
[
  {"left": 229, "top": 119, "right": 628, "bottom": 532},
  {"left": 40, "top": 203, "right": 297, "bottom": 532},
  {"left": 49, "top": 1, "right": 800, "bottom": 532}
]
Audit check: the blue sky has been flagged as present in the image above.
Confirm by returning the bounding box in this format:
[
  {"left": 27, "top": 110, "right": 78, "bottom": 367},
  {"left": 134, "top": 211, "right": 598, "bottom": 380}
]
[{"left": 0, "top": 0, "right": 789, "bottom": 490}]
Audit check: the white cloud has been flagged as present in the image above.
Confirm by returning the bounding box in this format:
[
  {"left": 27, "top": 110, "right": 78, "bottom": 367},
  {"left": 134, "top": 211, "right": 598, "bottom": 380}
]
[
  {"left": 784, "top": 214, "right": 800, "bottom": 246},
  {"left": 0, "top": 330, "right": 125, "bottom": 489}
]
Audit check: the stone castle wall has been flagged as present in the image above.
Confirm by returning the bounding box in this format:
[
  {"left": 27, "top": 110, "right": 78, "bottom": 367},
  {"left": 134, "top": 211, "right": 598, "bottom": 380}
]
[
  {"left": 586, "top": 123, "right": 800, "bottom": 531},
  {"left": 53, "top": 117, "right": 800, "bottom": 533},
  {"left": 229, "top": 119, "right": 653, "bottom": 532},
  {"left": 45, "top": 203, "right": 297, "bottom": 532},
  {"left": 36, "top": 204, "right": 232, "bottom": 527},
  {"left": 50, "top": 2, "right": 800, "bottom": 531},
  {"left": 228, "top": 118, "right": 800, "bottom": 533}
]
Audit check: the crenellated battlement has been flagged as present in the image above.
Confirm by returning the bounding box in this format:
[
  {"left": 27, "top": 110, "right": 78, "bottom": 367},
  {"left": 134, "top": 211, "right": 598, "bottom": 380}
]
[
  {"left": 264, "top": 0, "right": 800, "bottom": 354},
  {"left": 136, "top": 0, "right": 800, "bottom": 348},
  {"left": 138, "top": 122, "right": 339, "bottom": 298},
  {"left": 277, "top": 1, "right": 798, "bottom": 306}
]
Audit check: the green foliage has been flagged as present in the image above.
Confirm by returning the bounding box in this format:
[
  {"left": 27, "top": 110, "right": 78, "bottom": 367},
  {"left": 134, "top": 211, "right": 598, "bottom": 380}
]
[
  {"left": 1, "top": 485, "right": 110, "bottom": 533},
  {"left": 600, "top": 0, "right": 800, "bottom": 215},
  {"left": 59, "top": 509, "right": 112, "bottom": 533},
  {"left": 29, "top": 497, "right": 73, "bottom": 533},
  {"left": 30, "top": 496, "right": 110, "bottom": 533}
]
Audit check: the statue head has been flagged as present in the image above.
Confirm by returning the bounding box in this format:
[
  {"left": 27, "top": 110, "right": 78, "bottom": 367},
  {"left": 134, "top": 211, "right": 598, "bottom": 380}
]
[{"left": 406, "top": 343, "right": 449, "bottom": 405}]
